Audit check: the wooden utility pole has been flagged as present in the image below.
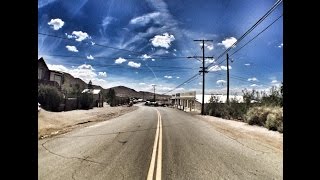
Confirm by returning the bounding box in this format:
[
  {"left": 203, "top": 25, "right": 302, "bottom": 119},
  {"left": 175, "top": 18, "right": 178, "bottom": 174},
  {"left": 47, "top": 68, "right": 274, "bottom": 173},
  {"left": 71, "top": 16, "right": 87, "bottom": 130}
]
[
  {"left": 152, "top": 84, "right": 156, "bottom": 102},
  {"left": 189, "top": 40, "right": 213, "bottom": 115},
  {"left": 227, "top": 53, "right": 230, "bottom": 104}
]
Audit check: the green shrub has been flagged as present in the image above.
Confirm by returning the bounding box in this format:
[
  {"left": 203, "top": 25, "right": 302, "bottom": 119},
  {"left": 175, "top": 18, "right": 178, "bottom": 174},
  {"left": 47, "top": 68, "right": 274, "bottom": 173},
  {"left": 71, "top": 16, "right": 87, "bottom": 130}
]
[
  {"left": 38, "top": 84, "right": 63, "bottom": 111},
  {"left": 79, "top": 92, "right": 93, "bottom": 109}
]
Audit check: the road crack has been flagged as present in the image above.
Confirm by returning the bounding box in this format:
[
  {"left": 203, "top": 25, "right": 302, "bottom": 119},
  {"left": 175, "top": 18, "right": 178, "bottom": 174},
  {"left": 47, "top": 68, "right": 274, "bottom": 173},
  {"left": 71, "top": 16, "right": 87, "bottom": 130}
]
[{"left": 41, "top": 139, "right": 105, "bottom": 165}]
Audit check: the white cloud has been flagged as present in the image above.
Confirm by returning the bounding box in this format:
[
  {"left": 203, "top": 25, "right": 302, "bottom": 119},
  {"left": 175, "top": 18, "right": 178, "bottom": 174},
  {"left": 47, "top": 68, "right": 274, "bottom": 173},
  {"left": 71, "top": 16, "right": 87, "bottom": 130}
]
[
  {"left": 202, "top": 43, "right": 214, "bottom": 50},
  {"left": 198, "top": 82, "right": 202, "bottom": 85},
  {"left": 130, "top": 12, "right": 161, "bottom": 25},
  {"left": 176, "top": 76, "right": 180, "bottom": 79},
  {"left": 205, "top": 58, "right": 215, "bottom": 63},
  {"left": 165, "top": 50, "right": 169, "bottom": 54},
  {"left": 174, "top": 49, "right": 177, "bottom": 52},
  {"left": 250, "top": 84, "right": 261, "bottom": 87},
  {"left": 65, "top": 45, "right": 78, "bottom": 52},
  {"left": 278, "top": 43, "right": 283, "bottom": 48},
  {"left": 216, "top": 80, "right": 226, "bottom": 85},
  {"left": 91, "top": 41, "right": 95, "bottom": 45},
  {"left": 218, "top": 37, "right": 237, "bottom": 49},
  {"left": 128, "top": 61, "right": 141, "bottom": 68},
  {"left": 164, "top": 75, "right": 172, "bottom": 79},
  {"left": 150, "top": 33, "right": 175, "bottom": 49},
  {"left": 98, "top": 72, "right": 107, "bottom": 77},
  {"left": 271, "top": 80, "right": 278, "bottom": 84},
  {"left": 244, "top": 63, "right": 251, "bottom": 66},
  {"left": 115, "top": 57, "right": 127, "bottom": 64},
  {"left": 248, "top": 77, "right": 258, "bottom": 82},
  {"left": 47, "top": 64, "right": 69, "bottom": 72},
  {"left": 208, "top": 65, "right": 221, "bottom": 71},
  {"left": 141, "top": 54, "right": 151, "bottom": 60},
  {"left": 151, "top": 58, "right": 155, "bottom": 61},
  {"left": 48, "top": 18, "right": 64, "bottom": 30},
  {"left": 86, "top": 55, "right": 94, "bottom": 60},
  {"left": 139, "top": 83, "right": 146, "bottom": 85},
  {"left": 66, "top": 33, "right": 75, "bottom": 39},
  {"left": 102, "top": 16, "right": 115, "bottom": 27},
  {"left": 78, "top": 64, "right": 94, "bottom": 70},
  {"left": 220, "top": 65, "right": 232, "bottom": 70},
  {"left": 71, "top": 31, "right": 90, "bottom": 41}
]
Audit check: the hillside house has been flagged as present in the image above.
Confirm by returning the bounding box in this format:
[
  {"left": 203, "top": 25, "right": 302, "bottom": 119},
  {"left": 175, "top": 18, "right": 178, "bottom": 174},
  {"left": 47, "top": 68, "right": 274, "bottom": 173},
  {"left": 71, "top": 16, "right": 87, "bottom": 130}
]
[
  {"left": 38, "top": 57, "right": 64, "bottom": 89},
  {"left": 82, "top": 89, "right": 104, "bottom": 107}
]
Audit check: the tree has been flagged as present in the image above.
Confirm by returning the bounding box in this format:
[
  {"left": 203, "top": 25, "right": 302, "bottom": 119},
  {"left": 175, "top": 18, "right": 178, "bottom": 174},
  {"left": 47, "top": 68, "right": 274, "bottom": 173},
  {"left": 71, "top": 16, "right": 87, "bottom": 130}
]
[
  {"left": 106, "top": 88, "right": 116, "bottom": 106},
  {"left": 79, "top": 92, "right": 93, "bottom": 109},
  {"left": 88, "top": 80, "right": 93, "bottom": 89},
  {"left": 38, "top": 84, "right": 63, "bottom": 111}
]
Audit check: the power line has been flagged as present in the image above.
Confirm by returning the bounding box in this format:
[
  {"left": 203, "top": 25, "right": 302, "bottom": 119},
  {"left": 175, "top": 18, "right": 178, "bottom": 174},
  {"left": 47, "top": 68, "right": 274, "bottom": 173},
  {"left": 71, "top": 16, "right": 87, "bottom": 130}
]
[
  {"left": 163, "top": 0, "right": 282, "bottom": 95},
  {"left": 40, "top": 54, "right": 190, "bottom": 60},
  {"left": 38, "top": 32, "right": 189, "bottom": 59},
  {"left": 162, "top": 73, "right": 201, "bottom": 95},
  {"left": 206, "top": 0, "right": 283, "bottom": 69},
  {"left": 215, "top": 14, "right": 283, "bottom": 66}
]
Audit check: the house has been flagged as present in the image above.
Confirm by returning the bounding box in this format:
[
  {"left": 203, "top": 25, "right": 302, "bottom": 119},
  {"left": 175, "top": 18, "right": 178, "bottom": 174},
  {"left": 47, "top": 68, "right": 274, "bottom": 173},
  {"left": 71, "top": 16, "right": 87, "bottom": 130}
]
[
  {"left": 81, "top": 88, "right": 104, "bottom": 108},
  {"left": 171, "top": 91, "right": 197, "bottom": 112},
  {"left": 38, "top": 57, "right": 64, "bottom": 89},
  {"left": 171, "top": 91, "right": 244, "bottom": 113}
]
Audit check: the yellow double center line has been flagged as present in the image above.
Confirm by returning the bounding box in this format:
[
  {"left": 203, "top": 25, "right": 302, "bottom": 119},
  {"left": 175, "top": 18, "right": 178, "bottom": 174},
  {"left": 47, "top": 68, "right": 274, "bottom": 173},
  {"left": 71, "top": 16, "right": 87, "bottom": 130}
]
[{"left": 147, "top": 109, "right": 163, "bottom": 180}]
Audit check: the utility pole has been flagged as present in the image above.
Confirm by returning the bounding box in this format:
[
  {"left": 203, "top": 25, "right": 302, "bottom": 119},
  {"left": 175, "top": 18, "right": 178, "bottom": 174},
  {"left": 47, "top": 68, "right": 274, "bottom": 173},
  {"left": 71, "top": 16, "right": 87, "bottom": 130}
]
[
  {"left": 227, "top": 53, "right": 230, "bottom": 105},
  {"left": 152, "top": 84, "right": 156, "bottom": 102},
  {"left": 188, "top": 40, "right": 213, "bottom": 115}
]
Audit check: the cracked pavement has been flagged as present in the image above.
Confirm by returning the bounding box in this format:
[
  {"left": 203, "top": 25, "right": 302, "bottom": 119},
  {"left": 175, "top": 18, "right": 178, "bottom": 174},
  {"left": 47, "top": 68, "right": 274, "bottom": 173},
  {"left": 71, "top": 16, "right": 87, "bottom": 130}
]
[{"left": 38, "top": 105, "right": 282, "bottom": 179}]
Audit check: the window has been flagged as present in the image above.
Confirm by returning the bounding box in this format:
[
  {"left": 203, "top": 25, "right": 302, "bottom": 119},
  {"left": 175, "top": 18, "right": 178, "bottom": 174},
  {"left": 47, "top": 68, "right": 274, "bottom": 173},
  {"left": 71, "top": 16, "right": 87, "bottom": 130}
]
[{"left": 54, "top": 74, "right": 62, "bottom": 86}]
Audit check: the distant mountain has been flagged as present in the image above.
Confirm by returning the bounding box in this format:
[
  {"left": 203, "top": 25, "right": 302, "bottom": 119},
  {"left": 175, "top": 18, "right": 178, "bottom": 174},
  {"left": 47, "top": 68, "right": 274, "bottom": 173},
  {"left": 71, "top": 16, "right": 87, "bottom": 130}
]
[
  {"left": 61, "top": 74, "right": 169, "bottom": 100},
  {"left": 103, "top": 86, "right": 170, "bottom": 100}
]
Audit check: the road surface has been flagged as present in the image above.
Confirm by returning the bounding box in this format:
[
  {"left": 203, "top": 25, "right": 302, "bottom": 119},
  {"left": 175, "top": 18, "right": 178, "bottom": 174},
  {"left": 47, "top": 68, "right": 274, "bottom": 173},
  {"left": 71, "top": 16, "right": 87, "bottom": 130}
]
[{"left": 38, "top": 105, "right": 282, "bottom": 180}]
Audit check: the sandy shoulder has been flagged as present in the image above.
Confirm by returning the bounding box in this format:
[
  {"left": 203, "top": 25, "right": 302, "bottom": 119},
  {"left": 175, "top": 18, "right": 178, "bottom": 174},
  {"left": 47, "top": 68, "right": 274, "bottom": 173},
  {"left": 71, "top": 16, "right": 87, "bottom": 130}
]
[
  {"left": 38, "top": 104, "right": 138, "bottom": 139},
  {"left": 196, "top": 115, "right": 283, "bottom": 153}
]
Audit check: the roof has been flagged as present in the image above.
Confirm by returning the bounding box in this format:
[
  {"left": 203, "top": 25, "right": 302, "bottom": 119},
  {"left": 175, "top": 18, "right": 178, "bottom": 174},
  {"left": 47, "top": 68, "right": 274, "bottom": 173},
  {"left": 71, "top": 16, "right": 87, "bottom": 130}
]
[
  {"left": 49, "top": 70, "right": 64, "bottom": 74},
  {"left": 82, "top": 89, "right": 101, "bottom": 94},
  {"left": 38, "top": 57, "right": 49, "bottom": 70}
]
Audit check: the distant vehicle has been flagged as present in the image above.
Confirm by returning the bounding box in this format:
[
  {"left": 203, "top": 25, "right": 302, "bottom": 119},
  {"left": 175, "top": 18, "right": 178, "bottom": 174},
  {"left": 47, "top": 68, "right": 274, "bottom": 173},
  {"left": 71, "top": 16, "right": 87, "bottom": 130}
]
[{"left": 145, "top": 101, "right": 150, "bottom": 105}]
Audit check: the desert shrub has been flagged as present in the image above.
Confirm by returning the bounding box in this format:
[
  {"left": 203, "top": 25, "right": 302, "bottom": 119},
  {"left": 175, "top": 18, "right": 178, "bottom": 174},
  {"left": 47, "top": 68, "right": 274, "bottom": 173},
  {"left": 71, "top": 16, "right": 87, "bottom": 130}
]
[
  {"left": 265, "top": 107, "right": 283, "bottom": 132},
  {"left": 79, "top": 92, "right": 93, "bottom": 109},
  {"left": 261, "top": 86, "right": 283, "bottom": 107},
  {"left": 245, "top": 106, "right": 271, "bottom": 126},
  {"left": 38, "top": 84, "right": 63, "bottom": 111}
]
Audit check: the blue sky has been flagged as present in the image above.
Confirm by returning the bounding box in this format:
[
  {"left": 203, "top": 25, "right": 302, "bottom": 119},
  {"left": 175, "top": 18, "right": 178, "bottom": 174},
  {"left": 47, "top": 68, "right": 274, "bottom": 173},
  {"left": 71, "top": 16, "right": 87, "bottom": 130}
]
[{"left": 38, "top": 0, "right": 283, "bottom": 94}]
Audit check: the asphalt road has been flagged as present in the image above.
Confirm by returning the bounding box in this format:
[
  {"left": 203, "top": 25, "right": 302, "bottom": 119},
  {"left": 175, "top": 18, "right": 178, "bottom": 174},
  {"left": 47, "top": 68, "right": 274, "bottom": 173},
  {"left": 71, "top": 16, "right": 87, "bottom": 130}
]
[{"left": 38, "top": 105, "right": 282, "bottom": 180}]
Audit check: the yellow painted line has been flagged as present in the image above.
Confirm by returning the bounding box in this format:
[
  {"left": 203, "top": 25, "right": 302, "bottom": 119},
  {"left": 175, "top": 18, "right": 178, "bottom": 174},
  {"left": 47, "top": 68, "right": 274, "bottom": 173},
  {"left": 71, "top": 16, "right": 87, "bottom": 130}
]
[
  {"left": 147, "top": 110, "right": 160, "bottom": 180},
  {"left": 156, "top": 110, "right": 162, "bottom": 180}
]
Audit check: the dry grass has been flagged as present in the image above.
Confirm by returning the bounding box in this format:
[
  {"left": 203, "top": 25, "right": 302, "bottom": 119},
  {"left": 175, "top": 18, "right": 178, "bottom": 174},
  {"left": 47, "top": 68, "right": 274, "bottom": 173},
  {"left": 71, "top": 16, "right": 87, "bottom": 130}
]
[{"left": 38, "top": 103, "right": 138, "bottom": 139}]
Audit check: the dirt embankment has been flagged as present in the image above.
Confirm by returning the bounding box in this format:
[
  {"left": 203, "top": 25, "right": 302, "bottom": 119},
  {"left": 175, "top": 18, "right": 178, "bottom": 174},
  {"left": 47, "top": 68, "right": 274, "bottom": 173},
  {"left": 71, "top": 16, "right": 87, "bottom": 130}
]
[
  {"left": 197, "top": 115, "right": 283, "bottom": 152},
  {"left": 38, "top": 104, "right": 138, "bottom": 139}
]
